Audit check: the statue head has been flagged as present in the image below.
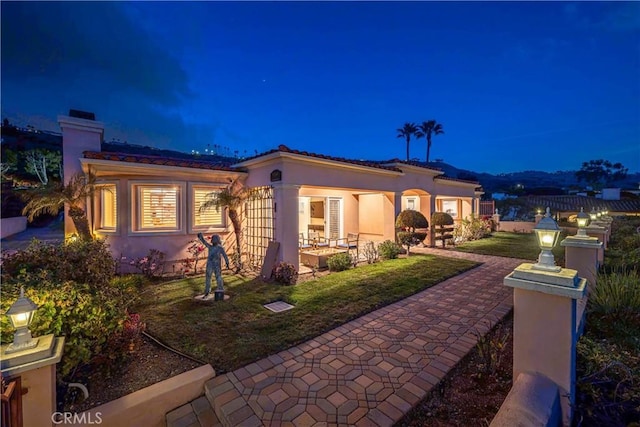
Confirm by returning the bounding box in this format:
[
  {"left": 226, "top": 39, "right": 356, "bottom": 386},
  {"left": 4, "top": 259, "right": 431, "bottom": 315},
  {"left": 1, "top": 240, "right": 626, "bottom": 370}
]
[{"left": 211, "top": 234, "right": 222, "bottom": 245}]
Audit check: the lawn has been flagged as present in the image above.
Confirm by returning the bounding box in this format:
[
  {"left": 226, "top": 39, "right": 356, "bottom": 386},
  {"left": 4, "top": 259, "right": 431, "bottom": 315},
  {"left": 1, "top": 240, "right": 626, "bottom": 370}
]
[
  {"left": 454, "top": 231, "right": 566, "bottom": 265},
  {"left": 136, "top": 254, "right": 478, "bottom": 373}
]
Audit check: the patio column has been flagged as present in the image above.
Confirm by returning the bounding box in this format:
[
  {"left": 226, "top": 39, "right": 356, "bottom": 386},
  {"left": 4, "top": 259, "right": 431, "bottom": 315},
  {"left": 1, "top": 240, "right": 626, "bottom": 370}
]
[
  {"left": 273, "top": 183, "right": 300, "bottom": 271},
  {"left": 428, "top": 195, "right": 437, "bottom": 247}
]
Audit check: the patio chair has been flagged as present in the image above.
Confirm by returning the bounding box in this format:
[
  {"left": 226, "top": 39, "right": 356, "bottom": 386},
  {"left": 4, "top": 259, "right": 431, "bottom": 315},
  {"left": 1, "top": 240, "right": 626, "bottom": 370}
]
[
  {"left": 308, "top": 231, "right": 330, "bottom": 248},
  {"left": 299, "top": 233, "right": 313, "bottom": 252},
  {"left": 335, "top": 232, "right": 359, "bottom": 259}
]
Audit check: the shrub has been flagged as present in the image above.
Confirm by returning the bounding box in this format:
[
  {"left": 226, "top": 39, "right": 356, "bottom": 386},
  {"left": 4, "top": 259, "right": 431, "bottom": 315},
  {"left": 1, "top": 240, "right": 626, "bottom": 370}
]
[
  {"left": 273, "top": 262, "right": 297, "bottom": 285},
  {"left": 378, "top": 240, "right": 401, "bottom": 259},
  {"left": 396, "top": 210, "right": 429, "bottom": 254},
  {"left": 1, "top": 239, "right": 116, "bottom": 287},
  {"left": 186, "top": 240, "right": 206, "bottom": 273},
  {"left": 327, "top": 252, "right": 352, "bottom": 272},
  {"left": 432, "top": 212, "right": 455, "bottom": 248},
  {"left": 589, "top": 268, "right": 640, "bottom": 320},
  {"left": 0, "top": 273, "right": 142, "bottom": 379},
  {"left": 129, "top": 249, "right": 165, "bottom": 278},
  {"left": 361, "top": 241, "right": 379, "bottom": 264},
  {"left": 453, "top": 213, "right": 492, "bottom": 243},
  {"left": 395, "top": 209, "right": 429, "bottom": 230}
]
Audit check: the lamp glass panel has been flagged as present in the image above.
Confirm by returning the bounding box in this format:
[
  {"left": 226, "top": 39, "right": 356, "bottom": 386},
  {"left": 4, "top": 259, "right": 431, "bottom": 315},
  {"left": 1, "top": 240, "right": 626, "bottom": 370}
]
[{"left": 9, "top": 311, "right": 33, "bottom": 328}]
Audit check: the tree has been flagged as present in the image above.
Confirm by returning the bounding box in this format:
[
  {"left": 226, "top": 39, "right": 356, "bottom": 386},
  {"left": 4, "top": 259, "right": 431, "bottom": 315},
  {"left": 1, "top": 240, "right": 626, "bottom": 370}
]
[
  {"left": 23, "top": 149, "right": 62, "bottom": 185},
  {"left": 21, "top": 172, "right": 98, "bottom": 240},
  {"left": 575, "top": 159, "right": 628, "bottom": 190},
  {"left": 1, "top": 149, "right": 17, "bottom": 180},
  {"left": 395, "top": 210, "right": 429, "bottom": 254},
  {"left": 396, "top": 123, "right": 419, "bottom": 161},
  {"left": 416, "top": 120, "right": 444, "bottom": 163},
  {"left": 199, "top": 179, "right": 248, "bottom": 272}
]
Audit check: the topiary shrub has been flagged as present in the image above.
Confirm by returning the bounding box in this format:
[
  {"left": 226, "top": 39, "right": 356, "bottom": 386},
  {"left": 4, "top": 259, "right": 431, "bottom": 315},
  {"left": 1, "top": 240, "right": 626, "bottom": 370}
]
[
  {"left": 395, "top": 210, "right": 429, "bottom": 254},
  {"left": 327, "top": 252, "right": 352, "bottom": 272},
  {"left": 378, "top": 240, "right": 401, "bottom": 259},
  {"left": 273, "top": 262, "right": 298, "bottom": 285},
  {"left": 432, "top": 211, "right": 455, "bottom": 248}
]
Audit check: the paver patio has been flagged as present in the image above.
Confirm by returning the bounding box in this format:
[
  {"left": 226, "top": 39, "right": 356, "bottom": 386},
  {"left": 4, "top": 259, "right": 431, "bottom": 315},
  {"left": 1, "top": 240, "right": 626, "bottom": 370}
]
[{"left": 167, "top": 249, "right": 526, "bottom": 427}]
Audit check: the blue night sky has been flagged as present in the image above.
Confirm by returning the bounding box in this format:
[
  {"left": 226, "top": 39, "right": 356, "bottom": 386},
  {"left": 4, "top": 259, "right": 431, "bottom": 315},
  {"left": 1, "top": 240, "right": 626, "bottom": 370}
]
[{"left": 2, "top": 1, "right": 639, "bottom": 174}]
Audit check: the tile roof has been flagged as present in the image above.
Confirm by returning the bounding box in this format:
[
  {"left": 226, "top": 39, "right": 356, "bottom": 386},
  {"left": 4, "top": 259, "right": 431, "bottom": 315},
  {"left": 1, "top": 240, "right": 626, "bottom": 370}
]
[
  {"left": 240, "top": 145, "right": 403, "bottom": 172},
  {"left": 83, "top": 151, "right": 237, "bottom": 171},
  {"left": 523, "top": 195, "right": 640, "bottom": 213},
  {"left": 434, "top": 175, "right": 481, "bottom": 185}
]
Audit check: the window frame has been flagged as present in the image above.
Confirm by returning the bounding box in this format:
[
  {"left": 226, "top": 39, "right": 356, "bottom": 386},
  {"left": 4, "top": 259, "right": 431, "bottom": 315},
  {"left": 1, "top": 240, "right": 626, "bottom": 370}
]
[
  {"left": 189, "top": 183, "right": 228, "bottom": 233},
  {"left": 94, "top": 181, "right": 119, "bottom": 234},
  {"left": 130, "top": 181, "right": 185, "bottom": 235}
]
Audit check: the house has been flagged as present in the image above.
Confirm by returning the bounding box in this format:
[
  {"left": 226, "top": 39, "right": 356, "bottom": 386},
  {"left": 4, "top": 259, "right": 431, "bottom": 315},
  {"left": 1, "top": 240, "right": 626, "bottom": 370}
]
[{"left": 60, "top": 113, "right": 483, "bottom": 272}]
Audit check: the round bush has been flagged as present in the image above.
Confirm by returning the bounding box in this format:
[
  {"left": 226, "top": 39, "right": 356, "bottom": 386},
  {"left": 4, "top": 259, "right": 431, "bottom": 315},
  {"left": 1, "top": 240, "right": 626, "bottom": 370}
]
[
  {"left": 273, "top": 262, "right": 297, "bottom": 285},
  {"left": 431, "top": 211, "right": 454, "bottom": 226},
  {"left": 327, "top": 252, "right": 352, "bottom": 272},
  {"left": 396, "top": 210, "right": 429, "bottom": 230},
  {"left": 378, "top": 240, "right": 401, "bottom": 259}
]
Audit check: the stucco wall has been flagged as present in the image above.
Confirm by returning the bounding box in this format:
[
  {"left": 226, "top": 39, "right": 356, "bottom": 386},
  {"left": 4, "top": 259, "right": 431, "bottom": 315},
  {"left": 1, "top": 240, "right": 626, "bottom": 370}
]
[
  {"left": 0, "top": 216, "right": 27, "bottom": 238},
  {"left": 498, "top": 221, "right": 535, "bottom": 233}
]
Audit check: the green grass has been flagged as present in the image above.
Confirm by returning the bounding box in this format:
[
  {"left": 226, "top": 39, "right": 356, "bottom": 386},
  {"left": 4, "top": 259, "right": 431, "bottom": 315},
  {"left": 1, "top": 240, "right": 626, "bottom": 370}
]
[
  {"left": 136, "top": 254, "right": 478, "bottom": 373},
  {"left": 454, "top": 232, "right": 566, "bottom": 265}
]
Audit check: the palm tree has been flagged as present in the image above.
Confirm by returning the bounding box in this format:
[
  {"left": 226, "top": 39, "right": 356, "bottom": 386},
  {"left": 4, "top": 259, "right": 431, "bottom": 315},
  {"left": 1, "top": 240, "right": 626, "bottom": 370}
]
[
  {"left": 417, "top": 120, "right": 444, "bottom": 163},
  {"left": 21, "top": 172, "right": 98, "bottom": 240},
  {"left": 199, "top": 179, "right": 247, "bottom": 270},
  {"left": 397, "top": 122, "right": 419, "bottom": 161}
]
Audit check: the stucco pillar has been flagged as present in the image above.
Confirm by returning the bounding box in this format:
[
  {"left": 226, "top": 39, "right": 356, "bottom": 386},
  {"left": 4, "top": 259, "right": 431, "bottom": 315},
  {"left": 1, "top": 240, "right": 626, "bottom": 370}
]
[
  {"left": 585, "top": 225, "right": 607, "bottom": 263},
  {"left": 505, "top": 264, "right": 586, "bottom": 426},
  {"left": 492, "top": 209, "right": 500, "bottom": 232},
  {"left": 427, "top": 195, "right": 437, "bottom": 247},
  {"left": 58, "top": 115, "right": 104, "bottom": 238},
  {"left": 561, "top": 235, "right": 602, "bottom": 334},
  {"left": 1, "top": 335, "right": 65, "bottom": 427},
  {"left": 273, "top": 184, "right": 300, "bottom": 271}
]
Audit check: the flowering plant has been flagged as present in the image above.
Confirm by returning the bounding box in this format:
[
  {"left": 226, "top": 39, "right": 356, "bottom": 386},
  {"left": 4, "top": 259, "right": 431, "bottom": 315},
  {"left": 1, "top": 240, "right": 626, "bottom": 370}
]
[
  {"left": 186, "top": 240, "right": 206, "bottom": 273},
  {"left": 273, "top": 262, "right": 298, "bottom": 285},
  {"left": 130, "top": 249, "right": 165, "bottom": 278}
]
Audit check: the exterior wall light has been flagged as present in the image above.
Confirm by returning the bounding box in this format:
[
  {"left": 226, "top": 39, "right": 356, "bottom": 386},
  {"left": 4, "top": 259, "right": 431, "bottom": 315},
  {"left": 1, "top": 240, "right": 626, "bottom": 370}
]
[
  {"left": 575, "top": 207, "right": 590, "bottom": 237},
  {"left": 5, "top": 287, "right": 39, "bottom": 353},
  {"left": 533, "top": 207, "right": 562, "bottom": 272}
]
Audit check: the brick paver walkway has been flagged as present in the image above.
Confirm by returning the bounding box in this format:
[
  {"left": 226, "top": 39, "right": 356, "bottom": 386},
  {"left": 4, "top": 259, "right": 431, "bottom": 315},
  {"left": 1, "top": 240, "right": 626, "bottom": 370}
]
[{"left": 167, "top": 249, "right": 526, "bottom": 427}]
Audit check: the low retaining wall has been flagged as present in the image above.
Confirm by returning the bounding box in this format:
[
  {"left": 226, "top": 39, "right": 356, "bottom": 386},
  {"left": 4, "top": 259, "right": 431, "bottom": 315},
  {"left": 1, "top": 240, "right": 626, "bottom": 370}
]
[
  {"left": 76, "top": 364, "right": 215, "bottom": 427},
  {"left": 497, "top": 221, "right": 535, "bottom": 233},
  {"left": 0, "top": 216, "right": 27, "bottom": 239},
  {"left": 491, "top": 372, "right": 561, "bottom": 427}
]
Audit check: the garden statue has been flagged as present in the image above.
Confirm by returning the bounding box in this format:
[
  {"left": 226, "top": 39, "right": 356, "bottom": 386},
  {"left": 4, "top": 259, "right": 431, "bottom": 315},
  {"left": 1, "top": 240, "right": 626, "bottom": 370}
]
[{"left": 197, "top": 233, "right": 230, "bottom": 301}]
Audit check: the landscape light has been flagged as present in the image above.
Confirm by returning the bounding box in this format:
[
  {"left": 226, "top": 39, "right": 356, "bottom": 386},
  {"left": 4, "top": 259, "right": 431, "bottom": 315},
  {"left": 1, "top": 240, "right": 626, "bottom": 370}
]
[
  {"left": 575, "top": 207, "right": 590, "bottom": 237},
  {"left": 532, "top": 207, "right": 562, "bottom": 272},
  {"left": 5, "top": 287, "right": 39, "bottom": 353},
  {"left": 589, "top": 208, "right": 597, "bottom": 221}
]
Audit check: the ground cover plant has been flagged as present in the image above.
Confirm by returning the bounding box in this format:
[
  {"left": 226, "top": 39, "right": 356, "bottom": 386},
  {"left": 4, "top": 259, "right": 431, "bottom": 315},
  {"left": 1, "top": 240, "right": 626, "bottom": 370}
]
[
  {"left": 136, "top": 254, "right": 478, "bottom": 373},
  {"left": 574, "top": 218, "right": 640, "bottom": 426},
  {"left": 454, "top": 231, "right": 566, "bottom": 264}
]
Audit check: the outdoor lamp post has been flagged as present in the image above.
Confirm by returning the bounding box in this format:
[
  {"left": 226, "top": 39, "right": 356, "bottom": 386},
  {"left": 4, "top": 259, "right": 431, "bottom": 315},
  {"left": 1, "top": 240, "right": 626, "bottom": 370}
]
[
  {"left": 589, "top": 208, "right": 597, "bottom": 221},
  {"left": 576, "top": 207, "right": 590, "bottom": 238},
  {"left": 5, "top": 287, "right": 39, "bottom": 353},
  {"left": 532, "top": 207, "right": 562, "bottom": 272}
]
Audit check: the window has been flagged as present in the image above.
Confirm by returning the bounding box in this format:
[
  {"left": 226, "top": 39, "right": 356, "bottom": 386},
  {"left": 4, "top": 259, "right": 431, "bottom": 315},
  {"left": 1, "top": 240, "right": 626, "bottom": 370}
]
[
  {"left": 441, "top": 200, "right": 458, "bottom": 218},
  {"left": 99, "top": 184, "right": 117, "bottom": 230},
  {"left": 93, "top": 184, "right": 118, "bottom": 232},
  {"left": 406, "top": 198, "right": 416, "bottom": 211},
  {"left": 137, "top": 185, "right": 180, "bottom": 230},
  {"left": 193, "top": 187, "right": 224, "bottom": 228}
]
